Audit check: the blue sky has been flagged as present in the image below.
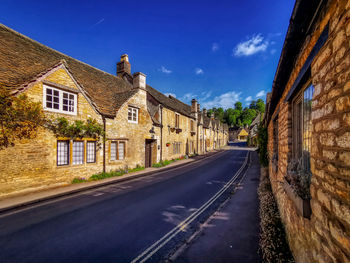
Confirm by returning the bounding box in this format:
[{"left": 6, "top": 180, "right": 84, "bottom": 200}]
[{"left": 1, "top": 0, "right": 295, "bottom": 109}]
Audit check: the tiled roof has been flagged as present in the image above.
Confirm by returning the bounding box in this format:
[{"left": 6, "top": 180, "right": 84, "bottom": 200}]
[
  {"left": 0, "top": 24, "right": 132, "bottom": 117},
  {"left": 146, "top": 85, "right": 194, "bottom": 119}
]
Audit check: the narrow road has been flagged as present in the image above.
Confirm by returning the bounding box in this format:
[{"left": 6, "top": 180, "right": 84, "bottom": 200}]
[{"left": 0, "top": 145, "right": 250, "bottom": 263}]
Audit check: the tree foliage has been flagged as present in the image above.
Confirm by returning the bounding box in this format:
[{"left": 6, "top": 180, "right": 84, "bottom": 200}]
[
  {"left": 0, "top": 87, "right": 46, "bottom": 149},
  {"left": 207, "top": 99, "right": 265, "bottom": 127}
]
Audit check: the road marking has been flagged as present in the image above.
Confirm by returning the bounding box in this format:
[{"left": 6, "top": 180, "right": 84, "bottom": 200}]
[{"left": 130, "top": 151, "right": 249, "bottom": 263}]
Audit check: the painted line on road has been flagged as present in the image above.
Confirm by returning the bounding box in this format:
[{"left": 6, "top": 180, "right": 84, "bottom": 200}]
[{"left": 130, "top": 151, "right": 250, "bottom": 263}]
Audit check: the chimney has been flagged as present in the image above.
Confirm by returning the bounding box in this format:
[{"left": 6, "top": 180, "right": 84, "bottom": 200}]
[
  {"left": 191, "top": 99, "right": 198, "bottom": 113},
  {"left": 133, "top": 72, "right": 146, "bottom": 90},
  {"left": 191, "top": 99, "right": 198, "bottom": 120},
  {"left": 203, "top": 108, "right": 207, "bottom": 116},
  {"left": 117, "top": 54, "right": 131, "bottom": 76},
  {"left": 211, "top": 112, "right": 214, "bottom": 119},
  {"left": 197, "top": 103, "right": 200, "bottom": 113}
]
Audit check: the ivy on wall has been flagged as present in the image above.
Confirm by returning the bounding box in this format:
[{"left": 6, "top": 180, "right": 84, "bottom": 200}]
[{"left": 46, "top": 117, "right": 104, "bottom": 141}]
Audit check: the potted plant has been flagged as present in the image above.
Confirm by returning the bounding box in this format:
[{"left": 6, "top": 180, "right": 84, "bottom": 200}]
[
  {"left": 166, "top": 142, "right": 171, "bottom": 147},
  {"left": 283, "top": 157, "right": 312, "bottom": 219}
]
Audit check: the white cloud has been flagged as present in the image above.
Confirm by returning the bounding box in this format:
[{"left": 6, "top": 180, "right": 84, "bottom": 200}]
[
  {"left": 200, "top": 91, "right": 212, "bottom": 101},
  {"left": 212, "top": 43, "right": 219, "bottom": 52},
  {"left": 159, "top": 66, "right": 172, "bottom": 74},
  {"left": 245, "top": 96, "right": 253, "bottom": 102},
  {"left": 256, "top": 90, "right": 266, "bottom": 98},
  {"left": 164, "top": 93, "right": 176, "bottom": 98},
  {"left": 195, "top": 68, "right": 204, "bottom": 75},
  {"left": 201, "top": 91, "right": 241, "bottom": 109},
  {"left": 181, "top": 92, "right": 197, "bottom": 103},
  {"left": 270, "top": 49, "right": 276, "bottom": 55},
  {"left": 233, "top": 34, "right": 268, "bottom": 57}
]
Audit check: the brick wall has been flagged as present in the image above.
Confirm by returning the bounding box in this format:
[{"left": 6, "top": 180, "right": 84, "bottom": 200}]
[{"left": 267, "top": 1, "right": 350, "bottom": 262}]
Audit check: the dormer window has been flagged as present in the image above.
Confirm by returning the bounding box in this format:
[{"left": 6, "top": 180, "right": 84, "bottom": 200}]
[
  {"left": 128, "top": 106, "right": 138, "bottom": 123},
  {"left": 43, "top": 85, "right": 77, "bottom": 115}
]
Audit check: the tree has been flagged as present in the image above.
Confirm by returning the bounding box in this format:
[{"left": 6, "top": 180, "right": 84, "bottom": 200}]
[
  {"left": 256, "top": 99, "right": 265, "bottom": 113},
  {"left": 234, "top": 102, "right": 242, "bottom": 112},
  {"left": 240, "top": 108, "right": 257, "bottom": 126},
  {"left": 0, "top": 87, "right": 46, "bottom": 149}
]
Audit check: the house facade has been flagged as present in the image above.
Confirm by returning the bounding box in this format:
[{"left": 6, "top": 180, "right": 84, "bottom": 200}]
[
  {"left": 0, "top": 24, "right": 228, "bottom": 199},
  {"left": 264, "top": 0, "right": 350, "bottom": 262}
]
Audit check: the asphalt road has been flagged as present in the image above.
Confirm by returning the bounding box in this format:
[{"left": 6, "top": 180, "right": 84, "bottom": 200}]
[{"left": 0, "top": 144, "right": 249, "bottom": 263}]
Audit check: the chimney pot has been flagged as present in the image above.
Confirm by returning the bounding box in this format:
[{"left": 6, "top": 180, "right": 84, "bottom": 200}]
[{"left": 117, "top": 54, "right": 131, "bottom": 76}]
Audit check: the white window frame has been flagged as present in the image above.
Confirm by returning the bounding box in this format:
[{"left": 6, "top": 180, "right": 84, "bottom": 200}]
[
  {"left": 43, "top": 84, "right": 77, "bottom": 115},
  {"left": 128, "top": 106, "right": 138, "bottom": 124}
]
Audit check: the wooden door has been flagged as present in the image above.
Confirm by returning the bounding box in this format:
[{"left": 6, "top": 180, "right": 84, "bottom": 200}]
[{"left": 145, "top": 140, "right": 152, "bottom": 168}]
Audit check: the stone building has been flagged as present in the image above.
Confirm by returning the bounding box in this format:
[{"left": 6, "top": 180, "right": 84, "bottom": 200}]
[
  {"left": 264, "top": 0, "right": 350, "bottom": 262},
  {"left": 0, "top": 24, "right": 228, "bottom": 198}
]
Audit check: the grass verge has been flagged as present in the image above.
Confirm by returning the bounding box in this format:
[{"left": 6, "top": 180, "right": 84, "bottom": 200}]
[
  {"left": 71, "top": 165, "right": 145, "bottom": 184},
  {"left": 258, "top": 167, "right": 294, "bottom": 263}
]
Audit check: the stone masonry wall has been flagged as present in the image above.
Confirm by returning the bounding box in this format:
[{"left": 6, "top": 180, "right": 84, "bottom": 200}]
[
  {"left": 268, "top": 1, "right": 350, "bottom": 262},
  {"left": 0, "top": 66, "right": 104, "bottom": 199}
]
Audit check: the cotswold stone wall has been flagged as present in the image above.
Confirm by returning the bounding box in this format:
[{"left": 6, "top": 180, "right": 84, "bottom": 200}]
[
  {"left": 0, "top": 66, "right": 104, "bottom": 199},
  {"left": 105, "top": 88, "right": 157, "bottom": 172},
  {"left": 268, "top": 1, "right": 350, "bottom": 262},
  {"left": 161, "top": 107, "right": 196, "bottom": 161}
]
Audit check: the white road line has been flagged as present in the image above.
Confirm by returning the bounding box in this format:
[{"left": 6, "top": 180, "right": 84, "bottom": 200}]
[{"left": 130, "top": 151, "right": 249, "bottom": 263}]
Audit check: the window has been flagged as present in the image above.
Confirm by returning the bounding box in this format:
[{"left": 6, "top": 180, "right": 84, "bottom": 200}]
[
  {"left": 273, "top": 116, "right": 279, "bottom": 163},
  {"left": 72, "top": 141, "right": 84, "bottom": 165},
  {"left": 110, "top": 141, "right": 126, "bottom": 161},
  {"left": 173, "top": 142, "right": 181, "bottom": 154},
  {"left": 43, "top": 85, "right": 77, "bottom": 115},
  {"left": 86, "top": 141, "right": 96, "bottom": 163},
  {"left": 190, "top": 120, "right": 195, "bottom": 132},
  {"left": 175, "top": 114, "right": 180, "bottom": 128},
  {"left": 110, "top": 142, "right": 117, "bottom": 161},
  {"left": 292, "top": 83, "right": 314, "bottom": 172},
  {"left": 118, "top": 141, "right": 125, "bottom": 160},
  {"left": 57, "top": 140, "right": 69, "bottom": 166},
  {"left": 128, "top": 107, "right": 138, "bottom": 123}
]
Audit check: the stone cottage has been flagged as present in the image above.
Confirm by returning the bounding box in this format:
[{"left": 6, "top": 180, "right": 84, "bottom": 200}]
[
  {"left": 0, "top": 24, "right": 228, "bottom": 198},
  {"left": 264, "top": 0, "right": 350, "bottom": 262}
]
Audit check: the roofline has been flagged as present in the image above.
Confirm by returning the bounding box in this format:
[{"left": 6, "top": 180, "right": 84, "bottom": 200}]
[{"left": 266, "top": 0, "right": 328, "bottom": 125}]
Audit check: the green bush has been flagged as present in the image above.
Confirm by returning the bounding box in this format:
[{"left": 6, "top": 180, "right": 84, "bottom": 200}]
[
  {"left": 257, "top": 124, "right": 269, "bottom": 167},
  {"left": 259, "top": 169, "right": 294, "bottom": 262}
]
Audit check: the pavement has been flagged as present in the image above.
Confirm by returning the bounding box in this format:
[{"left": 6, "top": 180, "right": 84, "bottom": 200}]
[
  {"left": 0, "top": 143, "right": 260, "bottom": 263},
  {"left": 0, "top": 149, "right": 224, "bottom": 214},
  {"left": 172, "top": 150, "right": 261, "bottom": 263}
]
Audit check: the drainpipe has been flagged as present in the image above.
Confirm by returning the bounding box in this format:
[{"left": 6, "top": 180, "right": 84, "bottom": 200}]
[
  {"left": 160, "top": 105, "right": 163, "bottom": 161},
  {"left": 103, "top": 116, "right": 106, "bottom": 173}
]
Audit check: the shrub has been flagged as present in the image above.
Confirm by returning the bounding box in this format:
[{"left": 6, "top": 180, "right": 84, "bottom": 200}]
[
  {"left": 72, "top": 177, "right": 87, "bottom": 184},
  {"left": 258, "top": 168, "right": 294, "bottom": 262},
  {"left": 257, "top": 124, "right": 269, "bottom": 167}
]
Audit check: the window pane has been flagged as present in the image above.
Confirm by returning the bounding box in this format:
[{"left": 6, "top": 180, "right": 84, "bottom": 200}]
[
  {"left": 111, "top": 142, "right": 117, "bottom": 160},
  {"left": 57, "top": 141, "right": 69, "bottom": 165},
  {"left": 73, "top": 141, "right": 84, "bottom": 164},
  {"left": 118, "top": 142, "right": 125, "bottom": 160},
  {"left": 86, "top": 142, "right": 96, "bottom": 163},
  {"left": 303, "top": 84, "right": 314, "bottom": 172}
]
